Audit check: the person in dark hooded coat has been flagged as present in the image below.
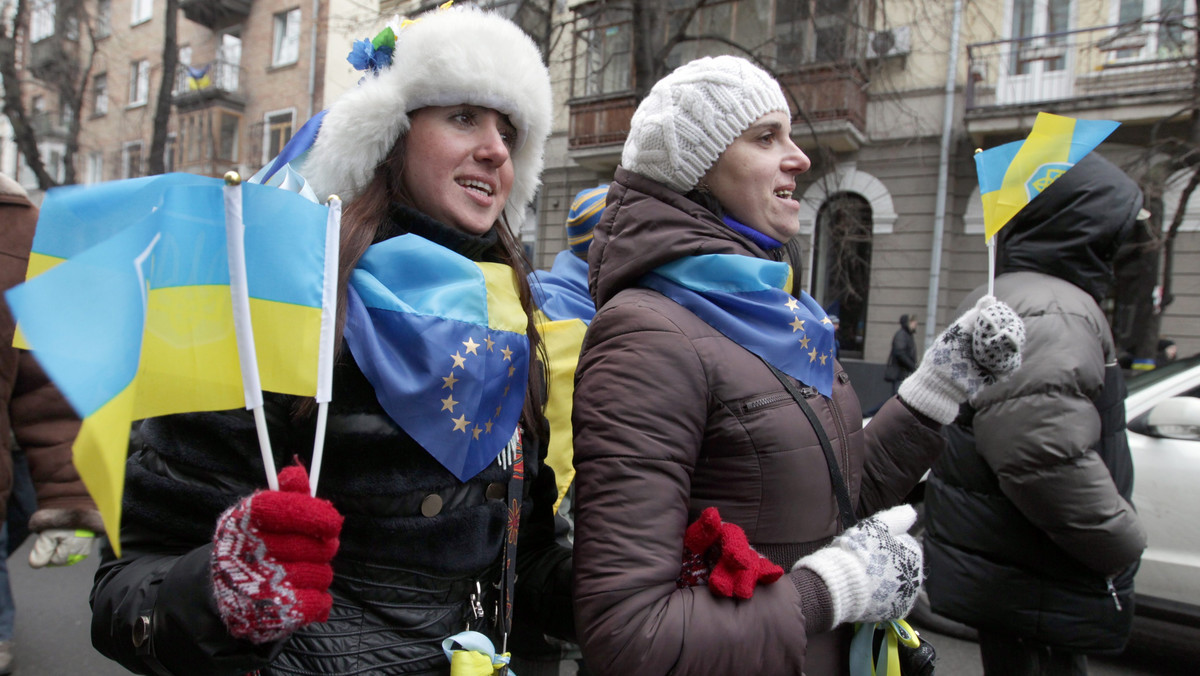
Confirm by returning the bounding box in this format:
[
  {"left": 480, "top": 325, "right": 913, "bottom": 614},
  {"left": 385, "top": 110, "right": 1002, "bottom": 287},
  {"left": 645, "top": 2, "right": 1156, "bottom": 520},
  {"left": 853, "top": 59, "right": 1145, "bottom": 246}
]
[
  {"left": 923, "top": 152, "right": 1148, "bottom": 675},
  {"left": 884, "top": 314, "right": 918, "bottom": 393}
]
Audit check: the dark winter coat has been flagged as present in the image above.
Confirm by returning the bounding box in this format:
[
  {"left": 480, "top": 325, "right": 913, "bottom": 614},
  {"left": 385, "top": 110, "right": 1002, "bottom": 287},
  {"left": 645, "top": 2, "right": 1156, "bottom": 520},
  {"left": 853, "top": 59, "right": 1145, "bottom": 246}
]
[
  {"left": 0, "top": 173, "right": 101, "bottom": 534},
  {"left": 571, "top": 168, "right": 945, "bottom": 676},
  {"left": 89, "top": 209, "right": 573, "bottom": 675},
  {"left": 924, "top": 152, "right": 1147, "bottom": 654},
  {"left": 884, "top": 316, "right": 917, "bottom": 383}
]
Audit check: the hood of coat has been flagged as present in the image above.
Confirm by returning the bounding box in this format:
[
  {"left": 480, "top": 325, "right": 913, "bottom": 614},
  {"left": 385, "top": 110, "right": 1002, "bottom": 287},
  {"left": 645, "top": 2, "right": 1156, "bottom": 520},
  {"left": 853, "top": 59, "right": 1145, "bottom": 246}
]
[
  {"left": 588, "top": 167, "right": 773, "bottom": 309},
  {"left": 997, "top": 152, "right": 1142, "bottom": 304}
]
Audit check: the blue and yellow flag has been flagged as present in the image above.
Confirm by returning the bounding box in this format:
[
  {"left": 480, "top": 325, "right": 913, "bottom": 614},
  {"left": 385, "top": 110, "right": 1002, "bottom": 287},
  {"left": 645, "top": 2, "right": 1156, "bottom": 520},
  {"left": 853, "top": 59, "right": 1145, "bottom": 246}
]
[
  {"left": 344, "top": 234, "right": 529, "bottom": 482},
  {"left": 186, "top": 64, "right": 212, "bottom": 90},
  {"left": 642, "top": 254, "right": 836, "bottom": 397},
  {"left": 976, "top": 112, "right": 1119, "bottom": 240},
  {"left": 7, "top": 174, "right": 330, "bottom": 551},
  {"left": 529, "top": 250, "right": 594, "bottom": 512}
]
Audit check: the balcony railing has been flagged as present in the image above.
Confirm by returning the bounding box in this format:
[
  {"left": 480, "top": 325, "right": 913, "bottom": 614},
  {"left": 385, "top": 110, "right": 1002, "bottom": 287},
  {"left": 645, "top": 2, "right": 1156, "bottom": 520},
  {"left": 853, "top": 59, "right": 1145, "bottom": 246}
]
[
  {"left": 778, "top": 65, "right": 868, "bottom": 131},
  {"left": 172, "top": 59, "right": 245, "bottom": 112},
  {"left": 966, "top": 15, "right": 1197, "bottom": 113},
  {"left": 28, "top": 111, "right": 71, "bottom": 139},
  {"left": 566, "top": 64, "right": 868, "bottom": 152}
]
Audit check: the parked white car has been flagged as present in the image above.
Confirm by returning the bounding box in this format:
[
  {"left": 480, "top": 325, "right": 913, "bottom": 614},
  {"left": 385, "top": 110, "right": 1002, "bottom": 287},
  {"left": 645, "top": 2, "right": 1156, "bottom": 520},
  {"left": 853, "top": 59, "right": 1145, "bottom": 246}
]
[
  {"left": 908, "top": 353, "right": 1200, "bottom": 641},
  {"left": 1122, "top": 353, "right": 1200, "bottom": 625}
]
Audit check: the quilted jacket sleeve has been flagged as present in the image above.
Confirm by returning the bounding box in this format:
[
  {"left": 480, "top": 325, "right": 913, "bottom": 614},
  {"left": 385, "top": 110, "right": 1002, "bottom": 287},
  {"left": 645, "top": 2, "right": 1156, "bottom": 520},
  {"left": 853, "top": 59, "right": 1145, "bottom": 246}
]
[{"left": 571, "top": 300, "right": 808, "bottom": 676}]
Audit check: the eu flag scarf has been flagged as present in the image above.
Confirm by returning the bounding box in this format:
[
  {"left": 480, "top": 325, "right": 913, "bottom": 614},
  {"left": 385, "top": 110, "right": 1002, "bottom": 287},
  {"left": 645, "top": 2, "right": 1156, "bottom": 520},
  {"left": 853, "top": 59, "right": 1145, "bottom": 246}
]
[
  {"left": 344, "top": 234, "right": 530, "bottom": 481},
  {"left": 642, "top": 254, "right": 836, "bottom": 396}
]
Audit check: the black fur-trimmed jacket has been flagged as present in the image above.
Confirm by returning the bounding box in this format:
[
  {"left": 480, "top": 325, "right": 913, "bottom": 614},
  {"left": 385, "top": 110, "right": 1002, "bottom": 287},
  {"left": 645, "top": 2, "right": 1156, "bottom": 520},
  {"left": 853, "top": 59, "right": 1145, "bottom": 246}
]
[{"left": 89, "top": 211, "right": 573, "bottom": 676}]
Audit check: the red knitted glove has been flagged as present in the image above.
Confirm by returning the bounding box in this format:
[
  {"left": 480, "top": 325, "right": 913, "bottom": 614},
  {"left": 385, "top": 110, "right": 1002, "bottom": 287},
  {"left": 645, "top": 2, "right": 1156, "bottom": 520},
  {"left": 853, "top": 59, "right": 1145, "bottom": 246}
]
[
  {"left": 676, "top": 507, "right": 783, "bottom": 599},
  {"left": 211, "top": 462, "right": 343, "bottom": 644}
]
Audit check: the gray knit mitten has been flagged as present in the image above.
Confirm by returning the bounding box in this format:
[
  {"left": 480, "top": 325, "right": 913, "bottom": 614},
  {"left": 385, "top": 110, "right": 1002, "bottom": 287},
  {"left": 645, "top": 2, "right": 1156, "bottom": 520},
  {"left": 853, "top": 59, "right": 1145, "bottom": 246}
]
[
  {"left": 898, "top": 295, "right": 1025, "bottom": 424},
  {"left": 792, "top": 505, "right": 923, "bottom": 627}
]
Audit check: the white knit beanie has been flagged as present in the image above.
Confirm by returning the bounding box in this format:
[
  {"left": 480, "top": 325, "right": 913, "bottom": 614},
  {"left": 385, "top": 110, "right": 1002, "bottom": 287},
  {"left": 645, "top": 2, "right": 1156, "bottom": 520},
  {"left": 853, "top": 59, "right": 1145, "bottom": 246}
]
[
  {"left": 621, "top": 55, "right": 790, "bottom": 193},
  {"left": 298, "top": 5, "right": 552, "bottom": 226}
]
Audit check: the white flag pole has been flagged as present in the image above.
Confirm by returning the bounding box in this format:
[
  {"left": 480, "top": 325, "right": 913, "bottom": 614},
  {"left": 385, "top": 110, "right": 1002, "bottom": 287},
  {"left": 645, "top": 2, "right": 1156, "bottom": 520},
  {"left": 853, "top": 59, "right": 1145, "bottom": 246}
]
[
  {"left": 987, "top": 235, "right": 996, "bottom": 299},
  {"left": 224, "top": 171, "right": 278, "bottom": 491},
  {"left": 309, "top": 194, "right": 341, "bottom": 497}
]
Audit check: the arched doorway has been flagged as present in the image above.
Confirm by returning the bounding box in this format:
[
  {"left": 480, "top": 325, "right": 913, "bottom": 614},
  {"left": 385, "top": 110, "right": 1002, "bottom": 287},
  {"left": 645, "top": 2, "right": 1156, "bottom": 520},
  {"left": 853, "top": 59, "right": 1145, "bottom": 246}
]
[{"left": 811, "top": 192, "right": 873, "bottom": 358}]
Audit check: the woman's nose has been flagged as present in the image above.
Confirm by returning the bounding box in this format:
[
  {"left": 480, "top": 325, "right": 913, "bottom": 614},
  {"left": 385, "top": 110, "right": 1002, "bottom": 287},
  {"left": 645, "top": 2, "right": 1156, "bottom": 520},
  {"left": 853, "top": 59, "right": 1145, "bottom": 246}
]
[
  {"left": 474, "top": 121, "right": 511, "bottom": 165},
  {"left": 783, "top": 144, "right": 811, "bottom": 175}
]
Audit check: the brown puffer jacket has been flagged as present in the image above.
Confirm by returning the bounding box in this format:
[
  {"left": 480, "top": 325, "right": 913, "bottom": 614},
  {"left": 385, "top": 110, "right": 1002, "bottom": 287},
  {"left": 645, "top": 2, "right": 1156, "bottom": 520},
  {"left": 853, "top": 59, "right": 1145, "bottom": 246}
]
[
  {"left": 0, "top": 173, "right": 101, "bottom": 533},
  {"left": 571, "top": 168, "right": 944, "bottom": 676}
]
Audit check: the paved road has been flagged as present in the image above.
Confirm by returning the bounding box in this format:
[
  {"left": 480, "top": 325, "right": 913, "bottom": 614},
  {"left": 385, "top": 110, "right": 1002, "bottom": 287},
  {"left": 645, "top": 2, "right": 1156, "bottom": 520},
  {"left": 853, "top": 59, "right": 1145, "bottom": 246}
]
[
  {"left": 3, "top": 532, "right": 1196, "bottom": 675},
  {"left": 8, "top": 535, "right": 130, "bottom": 675}
]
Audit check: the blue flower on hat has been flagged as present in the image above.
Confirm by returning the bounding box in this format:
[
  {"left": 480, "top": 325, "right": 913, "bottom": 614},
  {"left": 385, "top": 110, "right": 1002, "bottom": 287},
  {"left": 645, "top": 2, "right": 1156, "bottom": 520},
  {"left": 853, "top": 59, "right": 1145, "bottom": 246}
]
[{"left": 347, "top": 27, "right": 396, "bottom": 74}]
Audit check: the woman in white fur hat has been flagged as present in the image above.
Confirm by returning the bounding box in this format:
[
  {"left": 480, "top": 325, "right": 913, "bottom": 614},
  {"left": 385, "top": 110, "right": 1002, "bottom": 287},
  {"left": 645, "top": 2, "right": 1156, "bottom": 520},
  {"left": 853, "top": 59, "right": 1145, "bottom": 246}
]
[
  {"left": 90, "top": 6, "right": 573, "bottom": 675},
  {"left": 570, "top": 55, "right": 1024, "bottom": 675}
]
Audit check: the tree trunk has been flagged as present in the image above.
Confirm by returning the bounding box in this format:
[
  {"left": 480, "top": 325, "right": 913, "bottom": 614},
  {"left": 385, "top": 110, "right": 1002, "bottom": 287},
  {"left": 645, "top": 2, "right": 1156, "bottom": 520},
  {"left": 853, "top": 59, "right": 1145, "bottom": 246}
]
[
  {"left": 0, "top": 0, "right": 56, "bottom": 188},
  {"left": 148, "top": 0, "right": 178, "bottom": 175}
]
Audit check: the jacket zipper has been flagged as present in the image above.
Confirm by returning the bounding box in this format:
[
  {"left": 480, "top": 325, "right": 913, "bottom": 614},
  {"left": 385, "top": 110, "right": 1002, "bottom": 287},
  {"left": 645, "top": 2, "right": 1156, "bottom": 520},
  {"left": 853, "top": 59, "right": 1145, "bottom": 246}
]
[
  {"left": 1106, "top": 577, "right": 1122, "bottom": 611},
  {"left": 743, "top": 392, "right": 793, "bottom": 412}
]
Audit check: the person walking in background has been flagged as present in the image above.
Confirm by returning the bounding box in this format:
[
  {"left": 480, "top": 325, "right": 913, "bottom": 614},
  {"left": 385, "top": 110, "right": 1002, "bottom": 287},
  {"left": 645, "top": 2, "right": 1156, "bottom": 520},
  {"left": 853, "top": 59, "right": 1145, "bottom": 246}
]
[
  {"left": 0, "top": 172, "right": 103, "bottom": 675},
  {"left": 570, "top": 55, "right": 1024, "bottom": 676},
  {"left": 512, "top": 185, "right": 608, "bottom": 676},
  {"left": 884, "top": 313, "right": 918, "bottom": 394},
  {"left": 923, "top": 152, "right": 1148, "bottom": 675},
  {"left": 89, "top": 7, "right": 573, "bottom": 674}
]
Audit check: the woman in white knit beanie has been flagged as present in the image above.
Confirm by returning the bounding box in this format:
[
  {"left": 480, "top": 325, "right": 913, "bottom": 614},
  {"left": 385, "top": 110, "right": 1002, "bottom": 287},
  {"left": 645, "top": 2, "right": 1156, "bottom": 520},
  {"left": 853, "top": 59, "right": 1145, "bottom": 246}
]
[
  {"left": 90, "top": 6, "right": 575, "bottom": 675},
  {"left": 570, "top": 55, "right": 1024, "bottom": 675}
]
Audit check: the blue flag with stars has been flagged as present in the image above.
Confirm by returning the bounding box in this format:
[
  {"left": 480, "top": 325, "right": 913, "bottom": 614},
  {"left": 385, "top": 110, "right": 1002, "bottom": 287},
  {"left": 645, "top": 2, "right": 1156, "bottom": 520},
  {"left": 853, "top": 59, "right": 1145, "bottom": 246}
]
[
  {"left": 344, "top": 235, "right": 530, "bottom": 481},
  {"left": 642, "top": 254, "right": 836, "bottom": 397}
]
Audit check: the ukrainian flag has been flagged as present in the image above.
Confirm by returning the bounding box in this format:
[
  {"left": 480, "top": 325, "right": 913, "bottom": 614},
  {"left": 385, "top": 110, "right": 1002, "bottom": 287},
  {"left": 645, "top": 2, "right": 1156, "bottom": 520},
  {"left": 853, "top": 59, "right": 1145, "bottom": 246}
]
[
  {"left": 976, "top": 112, "right": 1120, "bottom": 240},
  {"left": 7, "top": 174, "right": 330, "bottom": 551},
  {"left": 186, "top": 64, "right": 212, "bottom": 90},
  {"left": 344, "top": 234, "right": 530, "bottom": 482},
  {"left": 529, "top": 250, "right": 594, "bottom": 512}
]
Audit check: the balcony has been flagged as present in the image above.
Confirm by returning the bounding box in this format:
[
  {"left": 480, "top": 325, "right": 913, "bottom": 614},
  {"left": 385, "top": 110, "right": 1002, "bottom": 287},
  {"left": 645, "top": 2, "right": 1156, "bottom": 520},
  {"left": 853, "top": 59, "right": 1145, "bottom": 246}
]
[
  {"left": 565, "top": 64, "right": 869, "bottom": 169},
  {"left": 29, "top": 35, "right": 79, "bottom": 81},
  {"left": 964, "top": 15, "right": 1197, "bottom": 139},
  {"left": 28, "top": 112, "right": 70, "bottom": 140},
  {"left": 777, "top": 64, "right": 869, "bottom": 152},
  {"left": 172, "top": 59, "right": 245, "bottom": 113},
  {"left": 180, "top": 0, "right": 251, "bottom": 31}
]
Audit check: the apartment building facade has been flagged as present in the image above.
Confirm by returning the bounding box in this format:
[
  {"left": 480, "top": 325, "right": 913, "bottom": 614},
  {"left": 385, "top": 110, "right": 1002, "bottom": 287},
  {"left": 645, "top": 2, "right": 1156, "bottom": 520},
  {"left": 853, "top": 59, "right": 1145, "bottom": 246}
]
[
  {"left": 538, "top": 0, "right": 1199, "bottom": 362},
  {"left": 12, "top": 0, "right": 379, "bottom": 189}
]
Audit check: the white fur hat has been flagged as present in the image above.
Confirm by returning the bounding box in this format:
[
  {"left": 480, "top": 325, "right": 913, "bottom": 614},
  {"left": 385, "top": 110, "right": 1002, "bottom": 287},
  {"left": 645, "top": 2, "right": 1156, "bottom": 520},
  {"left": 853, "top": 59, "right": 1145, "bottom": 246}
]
[
  {"left": 299, "top": 5, "right": 552, "bottom": 226},
  {"left": 621, "top": 55, "right": 789, "bottom": 194}
]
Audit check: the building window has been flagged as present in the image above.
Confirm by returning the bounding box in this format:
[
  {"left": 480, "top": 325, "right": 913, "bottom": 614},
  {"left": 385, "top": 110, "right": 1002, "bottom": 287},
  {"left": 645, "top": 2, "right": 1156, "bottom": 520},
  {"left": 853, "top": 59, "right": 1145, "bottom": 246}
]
[
  {"left": 573, "top": 5, "right": 632, "bottom": 97},
  {"left": 219, "top": 31, "right": 242, "bottom": 91},
  {"left": 272, "top": 9, "right": 301, "bottom": 66},
  {"left": 86, "top": 151, "right": 104, "bottom": 184},
  {"left": 810, "top": 193, "right": 873, "bottom": 359},
  {"left": 93, "top": 73, "right": 108, "bottom": 115},
  {"left": 122, "top": 141, "right": 143, "bottom": 178},
  {"left": 31, "top": 0, "right": 55, "bottom": 42},
  {"left": 217, "top": 111, "right": 240, "bottom": 162},
  {"left": 775, "top": 0, "right": 857, "bottom": 66},
  {"left": 263, "top": 110, "right": 294, "bottom": 163},
  {"left": 131, "top": 0, "right": 151, "bottom": 25},
  {"left": 96, "top": 0, "right": 111, "bottom": 38},
  {"left": 164, "top": 133, "right": 177, "bottom": 173},
  {"left": 1110, "top": 0, "right": 1191, "bottom": 60},
  {"left": 128, "top": 59, "right": 149, "bottom": 106}
]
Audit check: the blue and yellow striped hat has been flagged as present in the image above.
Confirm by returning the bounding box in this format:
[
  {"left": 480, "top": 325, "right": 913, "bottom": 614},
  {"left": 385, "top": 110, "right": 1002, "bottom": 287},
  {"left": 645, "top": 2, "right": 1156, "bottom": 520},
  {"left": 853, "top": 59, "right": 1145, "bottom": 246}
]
[{"left": 566, "top": 185, "right": 608, "bottom": 259}]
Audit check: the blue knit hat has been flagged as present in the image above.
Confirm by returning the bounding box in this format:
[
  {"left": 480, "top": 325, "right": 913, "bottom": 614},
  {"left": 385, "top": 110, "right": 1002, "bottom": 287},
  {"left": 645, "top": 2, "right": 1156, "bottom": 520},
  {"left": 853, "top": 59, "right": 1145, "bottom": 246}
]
[{"left": 566, "top": 185, "right": 608, "bottom": 259}]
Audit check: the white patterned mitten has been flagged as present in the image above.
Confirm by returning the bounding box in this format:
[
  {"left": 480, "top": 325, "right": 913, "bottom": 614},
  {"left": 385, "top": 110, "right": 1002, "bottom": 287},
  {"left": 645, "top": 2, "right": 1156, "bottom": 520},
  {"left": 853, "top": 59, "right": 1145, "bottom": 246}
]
[
  {"left": 792, "top": 505, "right": 923, "bottom": 627},
  {"left": 898, "top": 295, "right": 1025, "bottom": 424}
]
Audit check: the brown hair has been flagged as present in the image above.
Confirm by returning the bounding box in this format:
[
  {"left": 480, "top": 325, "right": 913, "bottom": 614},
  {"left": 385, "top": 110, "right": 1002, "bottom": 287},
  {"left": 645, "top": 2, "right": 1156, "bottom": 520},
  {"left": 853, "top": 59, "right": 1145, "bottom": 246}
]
[{"left": 295, "top": 134, "right": 547, "bottom": 428}]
